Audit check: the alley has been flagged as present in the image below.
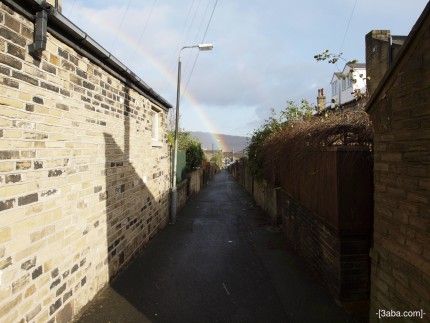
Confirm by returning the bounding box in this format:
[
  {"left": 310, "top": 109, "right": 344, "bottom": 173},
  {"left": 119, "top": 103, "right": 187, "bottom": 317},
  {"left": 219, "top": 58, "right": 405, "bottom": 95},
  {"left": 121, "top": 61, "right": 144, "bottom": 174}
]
[{"left": 75, "top": 171, "right": 353, "bottom": 323}]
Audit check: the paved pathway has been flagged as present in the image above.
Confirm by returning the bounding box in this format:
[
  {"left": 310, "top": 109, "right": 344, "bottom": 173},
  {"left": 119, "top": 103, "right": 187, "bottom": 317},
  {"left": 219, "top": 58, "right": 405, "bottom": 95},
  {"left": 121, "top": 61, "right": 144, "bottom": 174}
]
[{"left": 75, "top": 170, "right": 354, "bottom": 323}]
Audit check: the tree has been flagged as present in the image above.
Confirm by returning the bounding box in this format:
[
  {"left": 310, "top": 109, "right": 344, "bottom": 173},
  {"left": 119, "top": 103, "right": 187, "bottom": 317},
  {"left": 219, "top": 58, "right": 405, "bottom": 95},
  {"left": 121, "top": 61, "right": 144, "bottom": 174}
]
[
  {"left": 186, "top": 141, "right": 204, "bottom": 170},
  {"left": 280, "top": 100, "right": 314, "bottom": 127},
  {"left": 210, "top": 150, "right": 223, "bottom": 167},
  {"left": 246, "top": 101, "right": 315, "bottom": 178},
  {"left": 169, "top": 130, "right": 205, "bottom": 171}
]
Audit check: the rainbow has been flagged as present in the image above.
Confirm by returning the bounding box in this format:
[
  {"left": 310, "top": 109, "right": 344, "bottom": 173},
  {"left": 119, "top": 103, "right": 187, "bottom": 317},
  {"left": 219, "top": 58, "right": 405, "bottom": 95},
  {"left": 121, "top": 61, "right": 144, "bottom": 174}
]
[{"left": 80, "top": 8, "right": 227, "bottom": 151}]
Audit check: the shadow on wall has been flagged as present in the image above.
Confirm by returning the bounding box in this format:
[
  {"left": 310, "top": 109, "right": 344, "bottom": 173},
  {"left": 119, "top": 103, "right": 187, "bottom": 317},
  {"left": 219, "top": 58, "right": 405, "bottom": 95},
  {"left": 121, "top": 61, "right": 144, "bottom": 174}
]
[
  {"left": 103, "top": 133, "right": 156, "bottom": 279},
  {"left": 103, "top": 86, "right": 169, "bottom": 280}
]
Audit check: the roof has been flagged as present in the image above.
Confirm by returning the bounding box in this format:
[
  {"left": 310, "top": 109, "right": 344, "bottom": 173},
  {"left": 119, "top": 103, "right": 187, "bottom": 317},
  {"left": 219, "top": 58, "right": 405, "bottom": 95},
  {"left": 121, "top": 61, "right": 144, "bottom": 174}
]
[
  {"left": 330, "top": 72, "right": 342, "bottom": 83},
  {"left": 349, "top": 63, "right": 366, "bottom": 69},
  {"left": 331, "top": 62, "right": 366, "bottom": 84},
  {"left": 366, "top": 2, "right": 430, "bottom": 112}
]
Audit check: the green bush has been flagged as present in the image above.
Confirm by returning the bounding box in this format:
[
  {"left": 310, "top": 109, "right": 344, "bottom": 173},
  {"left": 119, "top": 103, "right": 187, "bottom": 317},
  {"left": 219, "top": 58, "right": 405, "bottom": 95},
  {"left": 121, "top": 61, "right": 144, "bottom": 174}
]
[{"left": 170, "top": 130, "right": 205, "bottom": 171}]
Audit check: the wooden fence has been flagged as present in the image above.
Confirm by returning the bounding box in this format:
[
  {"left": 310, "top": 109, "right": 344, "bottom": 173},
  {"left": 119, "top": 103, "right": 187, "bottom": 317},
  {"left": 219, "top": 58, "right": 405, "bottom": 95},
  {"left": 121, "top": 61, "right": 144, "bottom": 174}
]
[{"left": 230, "top": 146, "right": 373, "bottom": 303}]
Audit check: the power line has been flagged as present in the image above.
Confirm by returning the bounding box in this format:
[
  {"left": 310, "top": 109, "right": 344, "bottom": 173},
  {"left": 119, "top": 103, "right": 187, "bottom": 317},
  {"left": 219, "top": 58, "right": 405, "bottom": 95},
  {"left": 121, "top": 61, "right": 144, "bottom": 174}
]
[
  {"left": 130, "top": 0, "right": 157, "bottom": 64},
  {"left": 201, "top": 0, "right": 218, "bottom": 42},
  {"left": 110, "top": 0, "right": 133, "bottom": 51},
  {"left": 193, "top": 0, "right": 211, "bottom": 45},
  {"left": 182, "top": 0, "right": 202, "bottom": 54},
  {"left": 161, "top": 0, "right": 197, "bottom": 93},
  {"left": 339, "top": 0, "right": 358, "bottom": 52},
  {"left": 182, "top": 0, "right": 218, "bottom": 101},
  {"left": 66, "top": 0, "right": 77, "bottom": 17}
]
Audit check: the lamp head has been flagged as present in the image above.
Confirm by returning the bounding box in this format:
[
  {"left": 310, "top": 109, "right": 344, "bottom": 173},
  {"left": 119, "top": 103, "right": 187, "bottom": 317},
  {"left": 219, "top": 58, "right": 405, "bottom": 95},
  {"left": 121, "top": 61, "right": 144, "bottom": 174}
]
[{"left": 198, "top": 44, "right": 214, "bottom": 51}]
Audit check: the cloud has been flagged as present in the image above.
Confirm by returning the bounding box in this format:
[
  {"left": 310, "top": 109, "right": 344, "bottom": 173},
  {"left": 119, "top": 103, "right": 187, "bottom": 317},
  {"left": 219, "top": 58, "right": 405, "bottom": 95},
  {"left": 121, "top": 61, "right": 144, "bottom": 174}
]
[{"left": 62, "top": 0, "right": 429, "bottom": 137}]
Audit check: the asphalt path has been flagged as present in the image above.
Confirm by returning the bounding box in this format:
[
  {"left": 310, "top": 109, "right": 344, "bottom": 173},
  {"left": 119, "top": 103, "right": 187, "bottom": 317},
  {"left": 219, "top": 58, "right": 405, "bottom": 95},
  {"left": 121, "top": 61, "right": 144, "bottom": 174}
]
[{"left": 75, "top": 170, "right": 353, "bottom": 323}]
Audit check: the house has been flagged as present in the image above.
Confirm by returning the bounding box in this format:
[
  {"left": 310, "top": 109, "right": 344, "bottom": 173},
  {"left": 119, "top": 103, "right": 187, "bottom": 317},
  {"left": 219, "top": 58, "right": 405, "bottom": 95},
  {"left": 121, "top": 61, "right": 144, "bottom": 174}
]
[
  {"left": 330, "top": 63, "right": 366, "bottom": 109},
  {"left": 365, "top": 6, "right": 430, "bottom": 322},
  {"left": 0, "top": 0, "right": 172, "bottom": 322}
]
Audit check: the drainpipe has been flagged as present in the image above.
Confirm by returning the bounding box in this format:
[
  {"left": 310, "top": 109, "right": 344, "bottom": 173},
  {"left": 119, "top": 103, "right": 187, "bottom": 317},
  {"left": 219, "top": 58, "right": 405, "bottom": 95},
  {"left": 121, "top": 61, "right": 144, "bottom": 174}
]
[
  {"left": 29, "top": 1, "right": 55, "bottom": 55},
  {"left": 29, "top": 9, "right": 48, "bottom": 54}
]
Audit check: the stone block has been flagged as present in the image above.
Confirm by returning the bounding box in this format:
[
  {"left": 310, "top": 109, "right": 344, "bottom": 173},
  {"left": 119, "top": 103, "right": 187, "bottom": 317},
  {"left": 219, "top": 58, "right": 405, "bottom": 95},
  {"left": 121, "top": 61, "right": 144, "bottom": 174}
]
[
  {"left": 26, "top": 304, "right": 41, "bottom": 322},
  {"left": 56, "top": 301, "right": 73, "bottom": 323},
  {"left": 12, "top": 274, "right": 30, "bottom": 293},
  {"left": 32, "top": 265, "right": 43, "bottom": 280},
  {"left": 21, "top": 257, "right": 36, "bottom": 270},
  {"left": 0, "top": 27, "right": 25, "bottom": 47},
  {"left": 0, "top": 294, "right": 22, "bottom": 317},
  {"left": 5, "top": 174, "right": 22, "bottom": 183},
  {"left": 0, "top": 198, "right": 15, "bottom": 212},
  {"left": 0, "top": 227, "right": 11, "bottom": 243},
  {"left": 18, "top": 193, "right": 38, "bottom": 206},
  {"left": 1, "top": 76, "right": 19, "bottom": 88},
  {"left": 24, "top": 284, "right": 36, "bottom": 298},
  {"left": 49, "top": 298, "right": 62, "bottom": 316},
  {"left": 0, "top": 256, "right": 12, "bottom": 269}
]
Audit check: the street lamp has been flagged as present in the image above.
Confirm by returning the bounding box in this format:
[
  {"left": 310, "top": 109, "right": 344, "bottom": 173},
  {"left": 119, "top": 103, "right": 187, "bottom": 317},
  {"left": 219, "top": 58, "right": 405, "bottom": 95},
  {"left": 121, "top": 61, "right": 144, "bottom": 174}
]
[{"left": 171, "top": 43, "right": 213, "bottom": 224}]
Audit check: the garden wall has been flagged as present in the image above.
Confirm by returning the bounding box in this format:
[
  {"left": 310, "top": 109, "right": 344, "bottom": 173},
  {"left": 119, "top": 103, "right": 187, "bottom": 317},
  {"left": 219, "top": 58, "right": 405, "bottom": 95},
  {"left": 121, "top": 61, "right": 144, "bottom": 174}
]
[{"left": 231, "top": 146, "right": 373, "bottom": 302}]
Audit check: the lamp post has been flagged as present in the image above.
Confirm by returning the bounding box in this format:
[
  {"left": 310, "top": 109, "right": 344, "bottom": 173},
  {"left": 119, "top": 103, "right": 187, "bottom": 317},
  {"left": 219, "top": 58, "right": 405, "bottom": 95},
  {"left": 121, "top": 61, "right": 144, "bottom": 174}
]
[{"left": 171, "top": 43, "right": 213, "bottom": 224}]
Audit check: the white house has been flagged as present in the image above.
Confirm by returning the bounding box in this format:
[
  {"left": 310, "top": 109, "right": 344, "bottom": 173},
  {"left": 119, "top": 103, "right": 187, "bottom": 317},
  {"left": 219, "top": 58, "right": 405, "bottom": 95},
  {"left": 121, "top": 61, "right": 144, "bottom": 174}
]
[{"left": 330, "top": 63, "right": 366, "bottom": 106}]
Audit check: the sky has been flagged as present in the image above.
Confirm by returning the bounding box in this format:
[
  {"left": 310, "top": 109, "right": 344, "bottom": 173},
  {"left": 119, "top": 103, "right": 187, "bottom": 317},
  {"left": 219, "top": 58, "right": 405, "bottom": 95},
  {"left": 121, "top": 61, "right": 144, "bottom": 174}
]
[{"left": 62, "top": 0, "right": 429, "bottom": 137}]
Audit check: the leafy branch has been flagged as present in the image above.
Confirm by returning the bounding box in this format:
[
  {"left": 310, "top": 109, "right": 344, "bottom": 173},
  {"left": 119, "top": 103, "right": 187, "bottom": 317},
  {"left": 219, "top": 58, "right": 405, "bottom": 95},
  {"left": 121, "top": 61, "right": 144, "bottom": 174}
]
[
  {"left": 314, "top": 50, "right": 369, "bottom": 102},
  {"left": 246, "top": 100, "right": 315, "bottom": 178}
]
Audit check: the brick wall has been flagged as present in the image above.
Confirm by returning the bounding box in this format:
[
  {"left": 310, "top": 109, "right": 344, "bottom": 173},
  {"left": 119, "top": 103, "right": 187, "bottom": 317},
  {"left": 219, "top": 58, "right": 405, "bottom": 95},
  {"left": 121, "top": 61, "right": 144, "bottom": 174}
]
[
  {"left": 0, "top": 3, "right": 171, "bottom": 322},
  {"left": 366, "top": 6, "right": 430, "bottom": 321},
  {"left": 252, "top": 178, "right": 278, "bottom": 224},
  {"left": 278, "top": 189, "right": 341, "bottom": 296},
  {"left": 278, "top": 189, "right": 370, "bottom": 301},
  {"left": 231, "top": 148, "right": 373, "bottom": 304}
]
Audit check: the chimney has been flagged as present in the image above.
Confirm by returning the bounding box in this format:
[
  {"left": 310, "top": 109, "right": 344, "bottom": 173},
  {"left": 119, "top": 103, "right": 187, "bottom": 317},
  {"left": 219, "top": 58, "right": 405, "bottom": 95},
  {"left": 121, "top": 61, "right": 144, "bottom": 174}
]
[
  {"left": 317, "top": 88, "right": 326, "bottom": 113},
  {"left": 365, "top": 30, "right": 391, "bottom": 97}
]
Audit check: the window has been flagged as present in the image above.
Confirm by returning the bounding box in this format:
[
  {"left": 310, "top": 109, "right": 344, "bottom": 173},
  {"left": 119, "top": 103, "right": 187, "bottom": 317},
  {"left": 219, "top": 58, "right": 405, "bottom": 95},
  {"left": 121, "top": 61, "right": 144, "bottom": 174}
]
[
  {"left": 151, "top": 107, "right": 163, "bottom": 147},
  {"left": 342, "top": 78, "right": 347, "bottom": 91},
  {"left": 332, "top": 81, "right": 338, "bottom": 95}
]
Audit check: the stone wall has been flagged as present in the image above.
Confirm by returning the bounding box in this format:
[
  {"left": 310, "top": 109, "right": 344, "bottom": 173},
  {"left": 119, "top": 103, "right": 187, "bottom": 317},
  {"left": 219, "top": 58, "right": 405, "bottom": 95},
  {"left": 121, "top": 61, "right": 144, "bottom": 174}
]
[
  {"left": 366, "top": 7, "right": 430, "bottom": 321},
  {"left": 0, "top": 3, "right": 171, "bottom": 322},
  {"left": 187, "top": 168, "right": 203, "bottom": 196},
  {"left": 252, "top": 178, "right": 278, "bottom": 224},
  {"left": 176, "top": 166, "right": 218, "bottom": 211}
]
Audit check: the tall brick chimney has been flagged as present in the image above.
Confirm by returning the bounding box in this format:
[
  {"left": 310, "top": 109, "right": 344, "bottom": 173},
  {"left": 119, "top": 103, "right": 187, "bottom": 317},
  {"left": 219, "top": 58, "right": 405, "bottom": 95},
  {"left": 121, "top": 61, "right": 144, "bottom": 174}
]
[
  {"left": 317, "top": 88, "right": 326, "bottom": 112},
  {"left": 365, "top": 30, "right": 406, "bottom": 97},
  {"left": 365, "top": 30, "right": 391, "bottom": 97}
]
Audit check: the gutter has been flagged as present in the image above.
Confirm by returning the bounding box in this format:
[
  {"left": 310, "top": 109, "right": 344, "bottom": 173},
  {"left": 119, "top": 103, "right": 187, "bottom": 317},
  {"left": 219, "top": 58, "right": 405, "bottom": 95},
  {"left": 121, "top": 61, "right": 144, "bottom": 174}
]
[{"left": 2, "top": 0, "right": 173, "bottom": 111}]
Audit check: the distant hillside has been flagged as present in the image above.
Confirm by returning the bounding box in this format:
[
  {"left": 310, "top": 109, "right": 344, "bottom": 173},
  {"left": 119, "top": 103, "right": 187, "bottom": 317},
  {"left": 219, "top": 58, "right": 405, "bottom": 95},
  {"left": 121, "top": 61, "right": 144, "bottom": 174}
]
[{"left": 190, "top": 131, "right": 250, "bottom": 152}]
